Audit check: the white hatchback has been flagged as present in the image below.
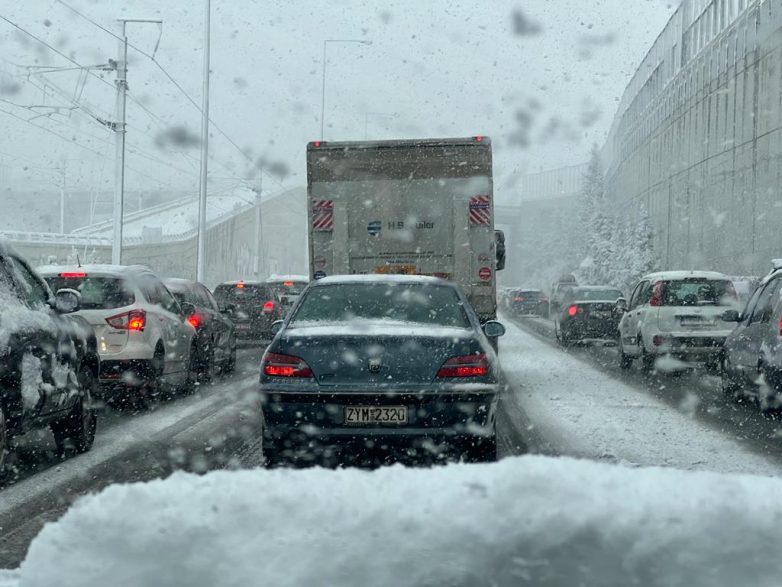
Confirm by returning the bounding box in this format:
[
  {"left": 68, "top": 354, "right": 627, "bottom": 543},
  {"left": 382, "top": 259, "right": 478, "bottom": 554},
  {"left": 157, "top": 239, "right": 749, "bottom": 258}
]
[
  {"left": 38, "top": 264, "right": 197, "bottom": 399},
  {"left": 617, "top": 270, "right": 740, "bottom": 371}
]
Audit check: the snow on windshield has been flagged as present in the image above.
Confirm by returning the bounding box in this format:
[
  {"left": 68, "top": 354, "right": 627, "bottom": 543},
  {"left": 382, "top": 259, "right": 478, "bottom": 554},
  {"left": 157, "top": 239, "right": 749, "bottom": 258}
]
[{"left": 6, "top": 456, "right": 782, "bottom": 587}]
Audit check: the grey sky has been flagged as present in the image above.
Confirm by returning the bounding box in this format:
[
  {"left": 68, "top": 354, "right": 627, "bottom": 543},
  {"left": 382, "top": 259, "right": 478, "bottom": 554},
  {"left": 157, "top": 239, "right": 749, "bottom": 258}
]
[{"left": 0, "top": 0, "right": 677, "bottom": 204}]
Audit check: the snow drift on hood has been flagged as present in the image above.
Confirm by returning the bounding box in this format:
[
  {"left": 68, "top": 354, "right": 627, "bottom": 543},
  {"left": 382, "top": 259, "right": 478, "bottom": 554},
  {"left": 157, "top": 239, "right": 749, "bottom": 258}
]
[{"left": 7, "top": 455, "right": 782, "bottom": 587}]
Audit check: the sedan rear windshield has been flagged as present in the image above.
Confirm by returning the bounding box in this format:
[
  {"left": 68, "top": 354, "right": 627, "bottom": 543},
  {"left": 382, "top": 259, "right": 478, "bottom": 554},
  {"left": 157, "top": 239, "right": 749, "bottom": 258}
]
[
  {"left": 44, "top": 276, "right": 135, "bottom": 310},
  {"left": 213, "top": 284, "right": 272, "bottom": 306},
  {"left": 661, "top": 279, "right": 735, "bottom": 306},
  {"left": 291, "top": 283, "right": 469, "bottom": 328},
  {"left": 569, "top": 289, "right": 623, "bottom": 302}
]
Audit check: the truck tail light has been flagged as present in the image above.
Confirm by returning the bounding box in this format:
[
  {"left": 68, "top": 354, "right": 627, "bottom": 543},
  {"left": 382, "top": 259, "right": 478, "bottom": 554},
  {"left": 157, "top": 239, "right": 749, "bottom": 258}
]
[
  {"left": 262, "top": 301, "right": 275, "bottom": 313},
  {"left": 567, "top": 305, "right": 579, "bottom": 317},
  {"left": 650, "top": 281, "right": 665, "bottom": 306},
  {"left": 106, "top": 309, "right": 146, "bottom": 332},
  {"left": 262, "top": 352, "right": 313, "bottom": 378},
  {"left": 436, "top": 353, "right": 490, "bottom": 378}
]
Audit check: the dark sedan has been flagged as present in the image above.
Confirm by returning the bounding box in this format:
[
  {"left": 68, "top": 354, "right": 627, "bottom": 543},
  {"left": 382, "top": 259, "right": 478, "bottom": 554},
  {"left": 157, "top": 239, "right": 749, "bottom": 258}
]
[
  {"left": 213, "top": 281, "right": 285, "bottom": 341},
  {"left": 508, "top": 288, "right": 549, "bottom": 316},
  {"left": 259, "top": 275, "right": 505, "bottom": 466},
  {"left": 555, "top": 285, "right": 624, "bottom": 345},
  {"left": 164, "top": 278, "right": 236, "bottom": 380}
]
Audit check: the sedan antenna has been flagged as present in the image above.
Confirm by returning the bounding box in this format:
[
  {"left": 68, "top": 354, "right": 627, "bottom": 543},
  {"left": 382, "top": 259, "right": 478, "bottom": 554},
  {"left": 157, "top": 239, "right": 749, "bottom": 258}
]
[{"left": 76, "top": 253, "right": 82, "bottom": 268}]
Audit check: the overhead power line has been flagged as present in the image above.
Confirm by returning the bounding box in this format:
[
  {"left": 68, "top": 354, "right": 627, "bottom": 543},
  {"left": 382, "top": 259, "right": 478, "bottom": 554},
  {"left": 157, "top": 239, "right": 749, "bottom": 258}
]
[{"left": 54, "top": 0, "right": 286, "bottom": 190}]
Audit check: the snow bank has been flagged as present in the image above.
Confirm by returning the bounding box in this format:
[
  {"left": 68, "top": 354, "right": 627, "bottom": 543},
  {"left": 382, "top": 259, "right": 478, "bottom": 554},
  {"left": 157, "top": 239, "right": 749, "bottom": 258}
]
[{"left": 8, "top": 456, "right": 782, "bottom": 587}]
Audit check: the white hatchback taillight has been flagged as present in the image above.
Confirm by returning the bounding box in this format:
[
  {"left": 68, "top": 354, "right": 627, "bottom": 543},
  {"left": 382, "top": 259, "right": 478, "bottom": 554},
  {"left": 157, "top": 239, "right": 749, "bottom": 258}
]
[{"left": 106, "top": 309, "right": 146, "bottom": 332}]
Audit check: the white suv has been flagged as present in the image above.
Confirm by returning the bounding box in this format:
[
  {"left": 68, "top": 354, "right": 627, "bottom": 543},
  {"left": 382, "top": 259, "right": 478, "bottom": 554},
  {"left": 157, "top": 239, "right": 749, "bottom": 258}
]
[
  {"left": 617, "top": 270, "right": 739, "bottom": 371},
  {"left": 38, "top": 265, "right": 197, "bottom": 401}
]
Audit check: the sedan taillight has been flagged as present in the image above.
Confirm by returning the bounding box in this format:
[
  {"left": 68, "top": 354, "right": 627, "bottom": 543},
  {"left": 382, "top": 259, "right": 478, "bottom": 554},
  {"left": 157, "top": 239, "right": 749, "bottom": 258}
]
[
  {"left": 106, "top": 309, "right": 146, "bottom": 332},
  {"left": 262, "top": 352, "right": 313, "bottom": 378},
  {"left": 262, "top": 301, "right": 275, "bottom": 314},
  {"left": 436, "top": 353, "right": 490, "bottom": 378}
]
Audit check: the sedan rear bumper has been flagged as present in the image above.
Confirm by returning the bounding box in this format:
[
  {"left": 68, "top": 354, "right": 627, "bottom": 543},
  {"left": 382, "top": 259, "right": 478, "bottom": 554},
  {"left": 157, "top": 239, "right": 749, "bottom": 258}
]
[{"left": 260, "top": 389, "right": 498, "bottom": 440}]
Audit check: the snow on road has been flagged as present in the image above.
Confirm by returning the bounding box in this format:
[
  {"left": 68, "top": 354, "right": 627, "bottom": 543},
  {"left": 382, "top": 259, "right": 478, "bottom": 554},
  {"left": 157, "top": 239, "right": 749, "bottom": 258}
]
[{"left": 499, "top": 316, "right": 782, "bottom": 476}]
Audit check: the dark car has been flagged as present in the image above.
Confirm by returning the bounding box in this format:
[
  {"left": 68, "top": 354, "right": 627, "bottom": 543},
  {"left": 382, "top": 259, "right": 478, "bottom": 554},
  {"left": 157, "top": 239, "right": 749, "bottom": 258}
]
[
  {"left": 259, "top": 275, "right": 505, "bottom": 466},
  {"left": 508, "top": 288, "right": 549, "bottom": 316},
  {"left": 554, "top": 285, "right": 624, "bottom": 345},
  {"left": 722, "top": 261, "right": 782, "bottom": 414},
  {"left": 213, "top": 281, "right": 285, "bottom": 341},
  {"left": 0, "top": 245, "right": 100, "bottom": 475},
  {"left": 264, "top": 275, "right": 310, "bottom": 316},
  {"left": 164, "top": 278, "right": 236, "bottom": 380}
]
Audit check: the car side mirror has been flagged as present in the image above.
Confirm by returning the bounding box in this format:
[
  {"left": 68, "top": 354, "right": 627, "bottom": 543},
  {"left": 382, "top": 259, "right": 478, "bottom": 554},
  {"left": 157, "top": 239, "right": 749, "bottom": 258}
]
[
  {"left": 721, "top": 309, "right": 741, "bottom": 322},
  {"left": 270, "top": 320, "right": 284, "bottom": 336},
  {"left": 180, "top": 301, "right": 196, "bottom": 319},
  {"left": 54, "top": 288, "right": 81, "bottom": 314},
  {"left": 614, "top": 297, "right": 628, "bottom": 314},
  {"left": 483, "top": 320, "right": 506, "bottom": 338}
]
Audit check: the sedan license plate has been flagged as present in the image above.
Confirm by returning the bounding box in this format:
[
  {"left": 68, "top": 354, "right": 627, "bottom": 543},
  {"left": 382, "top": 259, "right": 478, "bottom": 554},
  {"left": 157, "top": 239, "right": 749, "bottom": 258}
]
[{"left": 344, "top": 406, "right": 408, "bottom": 425}]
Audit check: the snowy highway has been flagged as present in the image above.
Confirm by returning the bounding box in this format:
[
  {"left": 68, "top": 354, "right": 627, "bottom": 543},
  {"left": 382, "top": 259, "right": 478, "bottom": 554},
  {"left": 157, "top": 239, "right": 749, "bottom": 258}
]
[{"left": 3, "top": 313, "right": 782, "bottom": 567}]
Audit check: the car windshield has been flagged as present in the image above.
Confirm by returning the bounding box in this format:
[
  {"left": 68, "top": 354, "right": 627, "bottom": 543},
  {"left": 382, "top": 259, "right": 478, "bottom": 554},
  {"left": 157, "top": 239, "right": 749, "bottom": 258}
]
[
  {"left": 44, "top": 276, "right": 135, "bottom": 310},
  {"left": 213, "top": 284, "right": 272, "bottom": 306},
  {"left": 291, "top": 282, "right": 470, "bottom": 328},
  {"left": 662, "top": 279, "right": 735, "bottom": 306},
  {"left": 6, "top": 1, "right": 782, "bottom": 585},
  {"left": 570, "top": 288, "right": 623, "bottom": 302}
]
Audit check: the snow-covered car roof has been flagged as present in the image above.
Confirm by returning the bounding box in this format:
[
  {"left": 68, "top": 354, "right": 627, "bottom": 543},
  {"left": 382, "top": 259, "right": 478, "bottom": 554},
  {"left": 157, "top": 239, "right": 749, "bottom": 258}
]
[
  {"left": 640, "top": 270, "right": 731, "bottom": 282},
  {"left": 314, "top": 274, "right": 450, "bottom": 286},
  {"left": 37, "top": 264, "right": 154, "bottom": 278}
]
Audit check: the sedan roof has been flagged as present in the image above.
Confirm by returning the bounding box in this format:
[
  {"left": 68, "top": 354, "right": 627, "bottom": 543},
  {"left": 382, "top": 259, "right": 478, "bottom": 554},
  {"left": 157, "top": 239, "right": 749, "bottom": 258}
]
[{"left": 314, "top": 274, "right": 450, "bottom": 286}]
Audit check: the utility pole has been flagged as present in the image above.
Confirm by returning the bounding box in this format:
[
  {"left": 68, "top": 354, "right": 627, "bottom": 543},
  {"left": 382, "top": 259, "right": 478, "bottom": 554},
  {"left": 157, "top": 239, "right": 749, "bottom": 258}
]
[
  {"left": 196, "top": 0, "right": 211, "bottom": 282},
  {"left": 112, "top": 18, "right": 162, "bottom": 265},
  {"left": 59, "top": 161, "right": 66, "bottom": 233},
  {"left": 111, "top": 22, "right": 128, "bottom": 264},
  {"left": 255, "top": 171, "right": 264, "bottom": 279}
]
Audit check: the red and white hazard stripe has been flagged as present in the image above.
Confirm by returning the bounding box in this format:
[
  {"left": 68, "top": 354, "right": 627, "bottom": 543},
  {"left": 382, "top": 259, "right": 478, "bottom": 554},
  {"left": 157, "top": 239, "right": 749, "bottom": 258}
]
[
  {"left": 312, "top": 199, "right": 334, "bottom": 231},
  {"left": 468, "top": 195, "right": 491, "bottom": 226}
]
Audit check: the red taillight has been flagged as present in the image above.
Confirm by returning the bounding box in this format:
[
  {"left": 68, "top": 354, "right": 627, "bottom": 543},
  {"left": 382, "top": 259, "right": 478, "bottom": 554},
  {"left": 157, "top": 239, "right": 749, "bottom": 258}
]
[
  {"left": 236, "top": 282, "right": 245, "bottom": 289},
  {"left": 262, "top": 352, "right": 313, "bottom": 378},
  {"left": 474, "top": 135, "right": 484, "bottom": 142},
  {"left": 283, "top": 281, "right": 294, "bottom": 287},
  {"left": 312, "top": 141, "right": 323, "bottom": 147},
  {"left": 778, "top": 317, "right": 782, "bottom": 337},
  {"left": 436, "top": 353, "right": 490, "bottom": 378},
  {"left": 262, "top": 301, "right": 275, "bottom": 313},
  {"left": 650, "top": 281, "right": 665, "bottom": 306},
  {"left": 106, "top": 309, "right": 146, "bottom": 332},
  {"left": 187, "top": 314, "right": 201, "bottom": 329},
  {"left": 59, "top": 271, "right": 86, "bottom": 278},
  {"left": 567, "top": 305, "right": 578, "bottom": 317}
]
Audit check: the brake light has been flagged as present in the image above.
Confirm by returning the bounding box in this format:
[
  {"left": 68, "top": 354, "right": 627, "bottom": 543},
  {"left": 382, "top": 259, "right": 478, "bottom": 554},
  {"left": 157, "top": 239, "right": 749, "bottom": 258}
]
[
  {"left": 187, "top": 314, "right": 201, "bottom": 329},
  {"left": 474, "top": 135, "right": 484, "bottom": 142},
  {"left": 436, "top": 353, "right": 490, "bottom": 378},
  {"left": 650, "top": 281, "right": 665, "bottom": 306},
  {"left": 236, "top": 281, "right": 245, "bottom": 289},
  {"left": 262, "top": 352, "right": 313, "bottom": 378},
  {"left": 262, "top": 301, "right": 275, "bottom": 313},
  {"left": 59, "top": 271, "right": 87, "bottom": 278},
  {"left": 779, "top": 317, "right": 782, "bottom": 337},
  {"left": 312, "top": 141, "right": 323, "bottom": 147},
  {"left": 283, "top": 281, "right": 294, "bottom": 287},
  {"left": 106, "top": 309, "right": 146, "bottom": 332},
  {"left": 567, "top": 305, "right": 578, "bottom": 317}
]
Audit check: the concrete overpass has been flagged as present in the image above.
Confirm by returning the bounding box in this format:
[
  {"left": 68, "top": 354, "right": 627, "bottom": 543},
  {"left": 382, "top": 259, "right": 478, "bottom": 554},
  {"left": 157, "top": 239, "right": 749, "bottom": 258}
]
[{"left": 0, "top": 187, "right": 307, "bottom": 287}]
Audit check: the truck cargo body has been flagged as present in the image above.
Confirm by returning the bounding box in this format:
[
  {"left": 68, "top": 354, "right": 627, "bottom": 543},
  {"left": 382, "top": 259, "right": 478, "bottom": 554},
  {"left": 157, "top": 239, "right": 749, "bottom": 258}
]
[{"left": 306, "top": 137, "right": 499, "bottom": 321}]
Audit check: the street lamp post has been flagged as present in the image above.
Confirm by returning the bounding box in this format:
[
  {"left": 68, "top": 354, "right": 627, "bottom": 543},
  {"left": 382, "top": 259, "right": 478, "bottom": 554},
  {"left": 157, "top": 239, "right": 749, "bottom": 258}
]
[{"left": 320, "top": 39, "right": 371, "bottom": 140}]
